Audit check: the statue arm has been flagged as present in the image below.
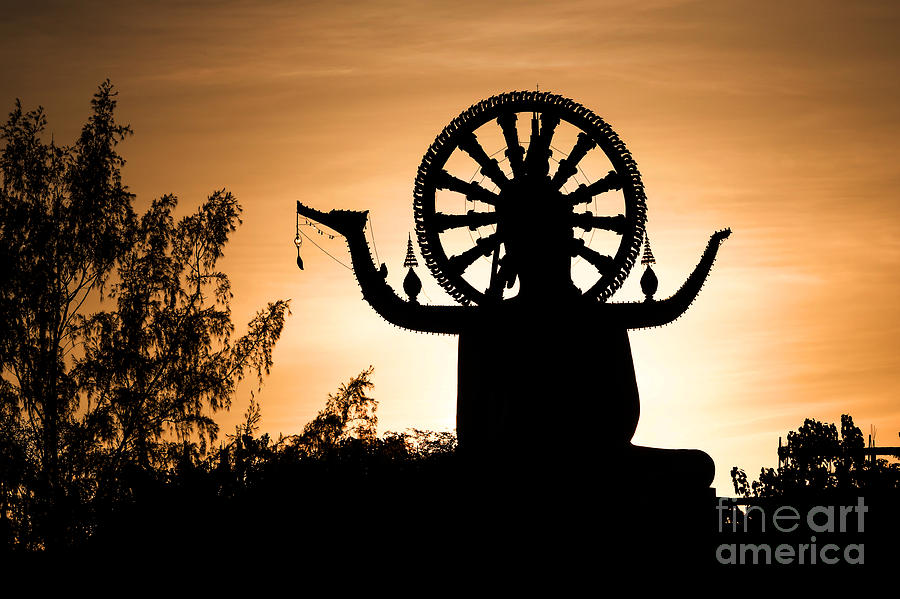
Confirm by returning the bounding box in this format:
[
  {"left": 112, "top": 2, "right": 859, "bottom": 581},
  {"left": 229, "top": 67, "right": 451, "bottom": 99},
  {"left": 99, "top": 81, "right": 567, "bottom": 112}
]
[
  {"left": 606, "top": 228, "right": 731, "bottom": 329},
  {"left": 296, "top": 202, "right": 469, "bottom": 335}
]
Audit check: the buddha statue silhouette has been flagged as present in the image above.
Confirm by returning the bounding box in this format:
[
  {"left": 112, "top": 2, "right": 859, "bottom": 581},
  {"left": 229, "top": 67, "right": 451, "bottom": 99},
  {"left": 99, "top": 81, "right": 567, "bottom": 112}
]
[{"left": 296, "top": 90, "right": 730, "bottom": 492}]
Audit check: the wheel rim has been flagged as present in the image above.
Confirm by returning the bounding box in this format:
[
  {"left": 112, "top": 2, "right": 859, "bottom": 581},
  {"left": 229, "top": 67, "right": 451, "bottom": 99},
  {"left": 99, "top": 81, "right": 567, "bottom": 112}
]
[{"left": 413, "top": 90, "right": 647, "bottom": 306}]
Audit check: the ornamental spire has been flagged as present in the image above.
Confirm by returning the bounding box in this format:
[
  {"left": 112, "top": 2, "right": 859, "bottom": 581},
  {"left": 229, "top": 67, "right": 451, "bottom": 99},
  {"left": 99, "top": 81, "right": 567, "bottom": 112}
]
[
  {"left": 403, "top": 234, "right": 419, "bottom": 268},
  {"left": 641, "top": 233, "right": 656, "bottom": 266},
  {"left": 640, "top": 232, "right": 658, "bottom": 301}
]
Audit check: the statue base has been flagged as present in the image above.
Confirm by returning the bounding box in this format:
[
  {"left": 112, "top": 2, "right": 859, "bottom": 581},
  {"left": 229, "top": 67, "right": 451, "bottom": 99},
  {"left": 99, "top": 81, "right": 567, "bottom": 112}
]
[{"left": 449, "top": 474, "right": 718, "bottom": 572}]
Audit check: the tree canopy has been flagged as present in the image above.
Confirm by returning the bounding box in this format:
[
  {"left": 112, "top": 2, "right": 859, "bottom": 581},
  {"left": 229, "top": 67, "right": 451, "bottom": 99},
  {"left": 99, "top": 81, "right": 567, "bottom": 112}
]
[
  {"left": 731, "top": 414, "right": 900, "bottom": 498},
  {"left": 0, "top": 81, "right": 289, "bottom": 549}
]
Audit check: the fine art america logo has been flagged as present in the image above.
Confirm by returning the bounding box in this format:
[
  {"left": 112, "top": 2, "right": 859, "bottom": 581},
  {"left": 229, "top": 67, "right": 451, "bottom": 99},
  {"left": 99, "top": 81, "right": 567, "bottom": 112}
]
[{"left": 716, "top": 497, "right": 867, "bottom": 565}]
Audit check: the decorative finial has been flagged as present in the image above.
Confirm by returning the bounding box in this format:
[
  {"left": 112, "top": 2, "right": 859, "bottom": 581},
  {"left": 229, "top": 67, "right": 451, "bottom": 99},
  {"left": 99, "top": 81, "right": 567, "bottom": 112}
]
[
  {"left": 403, "top": 234, "right": 419, "bottom": 268},
  {"left": 641, "top": 234, "right": 656, "bottom": 266},
  {"left": 640, "top": 233, "right": 657, "bottom": 300},
  {"left": 402, "top": 233, "right": 422, "bottom": 303}
]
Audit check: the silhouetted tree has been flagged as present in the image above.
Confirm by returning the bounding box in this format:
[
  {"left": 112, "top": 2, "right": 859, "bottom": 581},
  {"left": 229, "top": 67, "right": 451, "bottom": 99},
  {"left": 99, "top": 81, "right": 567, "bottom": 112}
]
[
  {"left": 731, "top": 414, "right": 899, "bottom": 498},
  {"left": 292, "top": 366, "right": 378, "bottom": 457},
  {"left": 0, "top": 81, "right": 289, "bottom": 549},
  {"left": 77, "top": 190, "right": 288, "bottom": 479},
  {"left": 0, "top": 82, "right": 137, "bottom": 547}
]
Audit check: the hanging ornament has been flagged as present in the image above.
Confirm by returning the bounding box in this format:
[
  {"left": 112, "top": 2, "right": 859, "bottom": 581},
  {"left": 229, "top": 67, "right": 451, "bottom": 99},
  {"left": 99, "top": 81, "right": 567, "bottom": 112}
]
[
  {"left": 295, "top": 235, "right": 304, "bottom": 270},
  {"left": 640, "top": 233, "right": 657, "bottom": 301},
  {"left": 295, "top": 213, "right": 304, "bottom": 270}
]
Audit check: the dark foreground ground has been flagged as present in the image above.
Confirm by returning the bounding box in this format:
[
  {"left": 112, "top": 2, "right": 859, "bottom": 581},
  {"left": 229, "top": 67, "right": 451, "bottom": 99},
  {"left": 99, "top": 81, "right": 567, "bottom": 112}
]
[{"left": 78, "top": 459, "right": 897, "bottom": 579}]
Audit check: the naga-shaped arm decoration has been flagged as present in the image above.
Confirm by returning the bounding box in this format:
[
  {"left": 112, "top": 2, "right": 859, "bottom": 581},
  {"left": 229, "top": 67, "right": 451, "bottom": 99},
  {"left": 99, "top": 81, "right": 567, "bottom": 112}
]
[
  {"left": 300, "top": 200, "right": 730, "bottom": 331},
  {"left": 296, "top": 202, "right": 471, "bottom": 335},
  {"left": 603, "top": 228, "right": 732, "bottom": 329}
]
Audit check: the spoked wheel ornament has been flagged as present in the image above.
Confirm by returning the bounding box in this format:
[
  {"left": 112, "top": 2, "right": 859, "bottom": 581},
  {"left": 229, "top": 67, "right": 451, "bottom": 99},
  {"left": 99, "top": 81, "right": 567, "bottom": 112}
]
[{"left": 413, "top": 90, "right": 648, "bottom": 306}]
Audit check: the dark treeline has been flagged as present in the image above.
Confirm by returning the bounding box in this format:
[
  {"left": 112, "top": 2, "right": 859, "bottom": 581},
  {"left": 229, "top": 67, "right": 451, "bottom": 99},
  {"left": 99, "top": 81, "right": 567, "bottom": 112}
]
[
  {"left": 82, "top": 368, "right": 462, "bottom": 554},
  {"left": 2, "top": 361, "right": 460, "bottom": 551},
  {"left": 731, "top": 414, "right": 900, "bottom": 498}
]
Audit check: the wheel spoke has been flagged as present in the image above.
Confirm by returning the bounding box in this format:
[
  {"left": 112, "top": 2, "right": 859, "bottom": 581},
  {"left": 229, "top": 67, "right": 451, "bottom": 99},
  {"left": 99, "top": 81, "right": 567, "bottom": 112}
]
[
  {"left": 497, "top": 256, "right": 518, "bottom": 290},
  {"left": 432, "top": 210, "right": 498, "bottom": 233},
  {"left": 572, "top": 239, "right": 614, "bottom": 273},
  {"left": 457, "top": 133, "right": 509, "bottom": 189},
  {"left": 447, "top": 233, "right": 500, "bottom": 275},
  {"left": 564, "top": 170, "right": 623, "bottom": 206},
  {"left": 497, "top": 113, "right": 525, "bottom": 179},
  {"left": 486, "top": 244, "right": 504, "bottom": 298},
  {"left": 550, "top": 132, "right": 597, "bottom": 189},
  {"left": 435, "top": 170, "right": 501, "bottom": 206},
  {"left": 571, "top": 212, "right": 627, "bottom": 234},
  {"left": 525, "top": 112, "right": 559, "bottom": 178}
]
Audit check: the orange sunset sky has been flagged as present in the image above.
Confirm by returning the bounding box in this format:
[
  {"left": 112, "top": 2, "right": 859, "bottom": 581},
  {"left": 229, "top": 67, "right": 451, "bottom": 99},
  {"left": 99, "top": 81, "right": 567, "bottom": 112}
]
[{"left": 2, "top": 0, "right": 899, "bottom": 493}]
